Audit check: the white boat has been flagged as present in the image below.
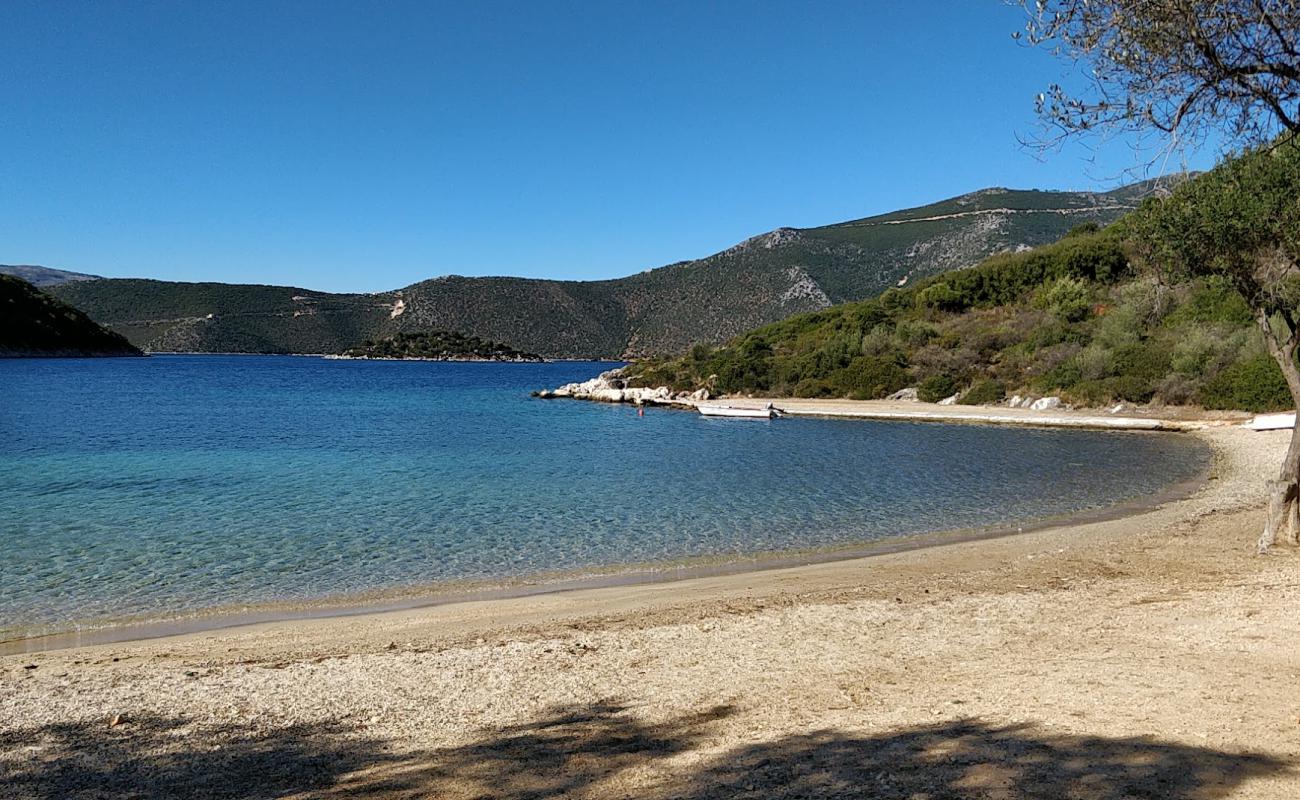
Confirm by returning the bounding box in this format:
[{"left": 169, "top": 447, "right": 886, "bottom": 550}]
[
  {"left": 1246, "top": 412, "right": 1296, "bottom": 431},
  {"left": 697, "top": 404, "right": 778, "bottom": 419}
]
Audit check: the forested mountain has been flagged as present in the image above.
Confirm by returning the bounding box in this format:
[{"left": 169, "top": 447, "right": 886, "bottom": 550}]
[
  {"left": 0, "top": 275, "right": 142, "bottom": 358},
  {"left": 44, "top": 182, "right": 1158, "bottom": 358}
]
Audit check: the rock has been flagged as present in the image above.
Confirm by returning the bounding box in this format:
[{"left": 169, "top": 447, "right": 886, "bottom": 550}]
[
  {"left": 887, "top": 388, "right": 919, "bottom": 402},
  {"left": 1109, "top": 403, "right": 1128, "bottom": 414},
  {"left": 689, "top": 388, "right": 711, "bottom": 401},
  {"left": 938, "top": 393, "right": 960, "bottom": 406},
  {"left": 1030, "top": 396, "right": 1061, "bottom": 411},
  {"left": 108, "top": 713, "right": 124, "bottom": 728},
  {"left": 538, "top": 369, "right": 700, "bottom": 408}
]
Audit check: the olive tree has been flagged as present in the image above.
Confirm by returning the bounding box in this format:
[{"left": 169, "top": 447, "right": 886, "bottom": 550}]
[
  {"left": 1019, "top": 1, "right": 1300, "bottom": 550},
  {"left": 1019, "top": 1, "right": 1300, "bottom": 154},
  {"left": 1134, "top": 144, "right": 1300, "bottom": 549}
]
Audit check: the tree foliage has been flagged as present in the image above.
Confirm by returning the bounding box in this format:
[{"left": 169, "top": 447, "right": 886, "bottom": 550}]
[{"left": 1020, "top": 1, "right": 1300, "bottom": 155}]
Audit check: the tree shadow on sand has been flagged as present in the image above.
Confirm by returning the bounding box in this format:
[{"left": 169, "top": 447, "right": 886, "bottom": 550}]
[
  {"left": 662, "top": 717, "right": 1293, "bottom": 800},
  {"left": 1, "top": 705, "right": 1291, "bottom": 799}
]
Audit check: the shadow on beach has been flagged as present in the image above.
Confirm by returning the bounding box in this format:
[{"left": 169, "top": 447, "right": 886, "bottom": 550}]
[{"left": 2, "top": 703, "right": 1290, "bottom": 799}]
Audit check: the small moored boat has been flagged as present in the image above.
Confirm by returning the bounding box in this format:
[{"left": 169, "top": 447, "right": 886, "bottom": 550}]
[
  {"left": 1246, "top": 412, "right": 1296, "bottom": 431},
  {"left": 697, "top": 403, "right": 779, "bottom": 419}
]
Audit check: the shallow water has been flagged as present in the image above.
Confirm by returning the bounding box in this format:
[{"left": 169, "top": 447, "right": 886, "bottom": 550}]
[{"left": 0, "top": 355, "right": 1208, "bottom": 639}]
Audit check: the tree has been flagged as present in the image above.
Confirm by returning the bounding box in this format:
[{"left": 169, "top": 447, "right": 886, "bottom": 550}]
[
  {"left": 1019, "top": 1, "right": 1300, "bottom": 551},
  {"left": 1134, "top": 144, "right": 1300, "bottom": 550},
  {"left": 1019, "top": 1, "right": 1300, "bottom": 158}
]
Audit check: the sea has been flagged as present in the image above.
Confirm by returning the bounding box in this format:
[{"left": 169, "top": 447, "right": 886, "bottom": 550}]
[{"left": 0, "top": 355, "right": 1209, "bottom": 643}]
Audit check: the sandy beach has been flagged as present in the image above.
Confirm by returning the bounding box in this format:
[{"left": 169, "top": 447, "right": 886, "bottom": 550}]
[{"left": 3, "top": 423, "right": 1299, "bottom": 798}]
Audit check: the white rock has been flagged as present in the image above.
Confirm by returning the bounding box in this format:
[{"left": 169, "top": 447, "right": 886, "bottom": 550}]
[
  {"left": 938, "top": 393, "right": 960, "bottom": 406},
  {"left": 1030, "top": 396, "right": 1061, "bottom": 411},
  {"left": 887, "top": 388, "right": 919, "bottom": 402}
]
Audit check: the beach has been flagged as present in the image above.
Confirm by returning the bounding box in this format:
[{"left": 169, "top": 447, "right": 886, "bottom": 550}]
[{"left": 3, "top": 423, "right": 1298, "bottom": 798}]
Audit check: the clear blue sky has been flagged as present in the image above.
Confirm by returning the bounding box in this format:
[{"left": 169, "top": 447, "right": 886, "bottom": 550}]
[{"left": 0, "top": 1, "right": 1218, "bottom": 292}]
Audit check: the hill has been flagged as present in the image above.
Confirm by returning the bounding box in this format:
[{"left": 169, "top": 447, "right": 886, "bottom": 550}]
[
  {"left": 0, "top": 275, "right": 143, "bottom": 358},
  {"left": 337, "top": 330, "right": 542, "bottom": 361},
  {"left": 45, "top": 182, "right": 1158, "bottom": 358},
  {"left": 622, "top": 214, "right": 1289, "bottom": 412},
  {"left": 0, "top": 264, "right": 101, "bottom": 287}
]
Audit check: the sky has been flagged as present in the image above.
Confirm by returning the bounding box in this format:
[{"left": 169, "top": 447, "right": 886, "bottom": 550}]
[{"left": 0, "top": 1, "right": 1221, "bottom": 293}]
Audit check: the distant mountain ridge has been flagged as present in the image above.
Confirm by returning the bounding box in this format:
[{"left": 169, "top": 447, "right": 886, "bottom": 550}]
[
  {"left": 40, "top": 181, "right": 1166, "bottom": 358},
  {"left": 0, "top": 264, "right": 100, "bottom": 287}
]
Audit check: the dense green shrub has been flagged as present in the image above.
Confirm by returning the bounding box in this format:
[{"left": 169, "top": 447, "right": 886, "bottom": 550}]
[
  {"left": 831, "top": 356, "right": 910, "bottom": 399},
  {"left": 1034, "top": 276, "right": 1093, "bottom": 322},
  {"left": 1198, "top": 353, "right": 1291, "bottom": 411},
  {"left": 793, "top": 378, "right": 834, "bottom": 398},
  {"left": 959, "top": 379, "right": 1005, "bottom": 405},
  {"left": 917, "top": 374, "right": 959, "bottom": 403}
]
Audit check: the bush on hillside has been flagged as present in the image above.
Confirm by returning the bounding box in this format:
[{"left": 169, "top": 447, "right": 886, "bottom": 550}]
[
  {"left": 959, "top": 379, "right": 1005, "bottom": 405},
  {"left": 917, "top": 374, "right": 959, "bottom": 403},
  {"left": 1198, "top": 353, "right": 1291, "bottom": 411}
]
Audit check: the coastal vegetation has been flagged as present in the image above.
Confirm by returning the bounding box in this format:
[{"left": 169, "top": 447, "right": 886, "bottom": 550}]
[
  {"left": 1018, "top": 0, "right": 1300, "bottom": 550},
  {"left": 0, "top": 275, "right": 142, "bottom": 358},
  {"left": 338, "top": 330, "right": 543, "bottom": 361},
  {"left": 623, "top": 214, "right": 1288, "bottom": 413}
]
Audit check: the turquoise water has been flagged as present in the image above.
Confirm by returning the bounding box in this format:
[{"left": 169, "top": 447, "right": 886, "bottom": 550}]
[{"left": 0, "top": 355, "right": 1208, "bottom": 640}]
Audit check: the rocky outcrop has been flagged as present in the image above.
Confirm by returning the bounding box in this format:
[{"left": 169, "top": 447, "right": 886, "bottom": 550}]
[
  {"left": 533, "top": 369, "right": 706, "bottom": 407},
  {"left": 1008, "top": 394, "right": 1069, "bottom": 411}
]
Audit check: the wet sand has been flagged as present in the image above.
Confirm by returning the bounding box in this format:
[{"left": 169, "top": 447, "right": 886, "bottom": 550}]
[{"left": 2, "top": 425, "right": 1298, "bottom": 798}]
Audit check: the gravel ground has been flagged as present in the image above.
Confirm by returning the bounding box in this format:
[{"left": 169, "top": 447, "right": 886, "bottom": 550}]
[{"left": 2, "top": 426, "right": 1298, "bottom": 799}]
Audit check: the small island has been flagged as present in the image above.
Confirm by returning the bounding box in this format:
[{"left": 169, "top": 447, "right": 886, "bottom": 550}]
[{"left": 331, "top": 330, "right": 544, "bottom": 362}]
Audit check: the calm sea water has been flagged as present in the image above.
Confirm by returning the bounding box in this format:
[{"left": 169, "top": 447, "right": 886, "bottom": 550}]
[{"left": 0, "top": 355, "right": 1208, "bottom": 640}]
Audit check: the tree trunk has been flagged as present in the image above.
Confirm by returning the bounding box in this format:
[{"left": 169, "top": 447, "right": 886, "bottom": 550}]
[{"left": 1258, "top": 333, "right": 1300, "bottom": 552}]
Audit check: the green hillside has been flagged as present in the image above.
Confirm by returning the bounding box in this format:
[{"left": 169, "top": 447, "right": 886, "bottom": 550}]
[
  {"left": 45, "top": 183, "right": 1154, "bottom": 358},
  {"left": 0, "top": 275, "right": 143, "bottom": 358},
  {"left": 623, "top": 210, "right": 1290, "bottom": 412}
]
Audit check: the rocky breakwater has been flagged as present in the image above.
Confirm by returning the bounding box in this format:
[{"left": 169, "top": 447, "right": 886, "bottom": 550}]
[{"left": 533, "top": 369, "right": 709, "bottom": 407}]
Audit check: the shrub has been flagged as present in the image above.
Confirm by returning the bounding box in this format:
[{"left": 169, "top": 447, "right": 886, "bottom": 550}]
[
  {"left": 688, "top": 342, "right": 713, "bottom": 362},
  {"left": 917, "top": 374, "right": 960, "bottom": 403},
  {"left": 1034, "top": 276, "right": 1093, "bottom": 322},
  {"left": 792, "top": 378, "right": 834, "bottom": 398},
  {"left": 959, "top": 379, "right": 1005, "bottom": 405},
  {"left": 916, "top": 282, "right": 962, "bottom": 312},
  {"left": 1063, "top": 221, "right": 1101, "bottom": 238},
  {"left": 831, "top": 356, "right": 910, "bottom": 399},
  {"left": 1155, "top": 374, "right": 1198, "bottom": 405},
  {"left": 895, "top": 319, "right": 939, "bottom": 347},
  {"left": 1163, "top": 276, "right": 1254, "bottom": 327},
  {"left": 1198, "top": 353, "right": 1291, "bottom": 411}
]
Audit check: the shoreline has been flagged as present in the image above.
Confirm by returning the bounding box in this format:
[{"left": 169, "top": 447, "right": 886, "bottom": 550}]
[
  {"left": 0, "top": 423, "right": 1242, "bottom": 658},
  {"left": 540, "top": 386, "right": 1257, "bottom": 432},
  {"left": 0, "top": 444, "right": 1212, "bottom": 656}
]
